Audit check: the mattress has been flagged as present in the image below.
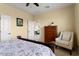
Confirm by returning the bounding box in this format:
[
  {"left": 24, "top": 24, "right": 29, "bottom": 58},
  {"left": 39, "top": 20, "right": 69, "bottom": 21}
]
[{"left": 0, "top": 39, "right": 55, "bottom": 56}]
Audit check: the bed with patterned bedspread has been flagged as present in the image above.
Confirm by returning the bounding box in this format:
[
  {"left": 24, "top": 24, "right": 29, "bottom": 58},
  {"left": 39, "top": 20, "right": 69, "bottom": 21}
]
[{"left": 0, "top": 39, "right": 55, "bottom": 56}]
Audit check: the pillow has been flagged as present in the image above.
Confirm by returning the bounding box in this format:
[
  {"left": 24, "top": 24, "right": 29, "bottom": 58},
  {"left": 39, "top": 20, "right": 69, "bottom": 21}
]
[{"left": 62, "top": 32, "right": 71, "bottom": 41}]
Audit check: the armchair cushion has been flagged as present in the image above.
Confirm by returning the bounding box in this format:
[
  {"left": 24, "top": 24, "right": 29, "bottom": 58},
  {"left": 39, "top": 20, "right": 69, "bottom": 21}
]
[
  {"left": 62, "top": 32, "right": 71, "bottom": 41},
  {"left": 56, "top": 38, "right": 69, "bottom": 46}
]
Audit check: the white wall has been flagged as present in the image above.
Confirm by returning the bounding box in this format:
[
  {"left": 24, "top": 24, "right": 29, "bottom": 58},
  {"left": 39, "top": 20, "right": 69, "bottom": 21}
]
[{"left": 74, "top": 4, "right": 79, "bottom": 46}]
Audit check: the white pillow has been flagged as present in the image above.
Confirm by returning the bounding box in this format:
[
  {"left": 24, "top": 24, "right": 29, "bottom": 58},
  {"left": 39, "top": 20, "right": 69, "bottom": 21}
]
[{"left": 62, "top": 32, "right": 71, "bottom": 41}]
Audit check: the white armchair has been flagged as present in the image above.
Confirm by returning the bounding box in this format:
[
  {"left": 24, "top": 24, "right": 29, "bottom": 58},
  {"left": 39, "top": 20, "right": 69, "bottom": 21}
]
[{"left": 56, "top": 31, "right": 74, "bottom": 54}]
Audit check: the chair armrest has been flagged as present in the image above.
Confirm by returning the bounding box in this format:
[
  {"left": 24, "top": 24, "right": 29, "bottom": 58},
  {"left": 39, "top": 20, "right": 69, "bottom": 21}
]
[
  {"left": 56, "top": 32, "right": 62, "bottom": 42},
  {"left": 56, "top": 37, "right": 61, "bottom": 40},
  {"left": 70, "top": 32, "right": 74, "bottom": 43},
  {"left": 68, "top": 32, "right": 74, "bottom": 48},
  {"left": 56, "top": 37, "right": 61, "bottom": 42}
]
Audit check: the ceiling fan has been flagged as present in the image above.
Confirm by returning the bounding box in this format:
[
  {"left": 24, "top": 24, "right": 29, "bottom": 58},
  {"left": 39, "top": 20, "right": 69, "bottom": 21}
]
[{"left": 26, "top": 3, "right": 39, "bottom": 7}]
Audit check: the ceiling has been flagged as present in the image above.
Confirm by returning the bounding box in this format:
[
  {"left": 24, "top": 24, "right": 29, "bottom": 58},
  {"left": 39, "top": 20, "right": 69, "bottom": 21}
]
[{"left": 7, "top": 3, "right": 73, "bottom": 15}]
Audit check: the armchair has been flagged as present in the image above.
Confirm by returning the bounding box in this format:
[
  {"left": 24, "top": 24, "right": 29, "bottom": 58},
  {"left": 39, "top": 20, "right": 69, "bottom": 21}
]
[{"left": 56, "top": 31, "right": 74, "bottom": 55}]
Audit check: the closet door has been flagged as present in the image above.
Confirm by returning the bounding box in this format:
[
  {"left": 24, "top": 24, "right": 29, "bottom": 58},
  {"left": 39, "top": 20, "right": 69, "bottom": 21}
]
[
  {"left": 27, "top": 20, "right": 35, "bottom": 40},
  {"left": 1, "top": 15, "right": 11, "bottom": 41}
]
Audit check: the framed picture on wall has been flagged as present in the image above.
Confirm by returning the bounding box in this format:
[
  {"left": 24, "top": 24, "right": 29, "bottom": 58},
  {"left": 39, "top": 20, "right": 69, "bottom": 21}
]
[{"left": 16, "top": 18, "right": 23, "bottom": 26}]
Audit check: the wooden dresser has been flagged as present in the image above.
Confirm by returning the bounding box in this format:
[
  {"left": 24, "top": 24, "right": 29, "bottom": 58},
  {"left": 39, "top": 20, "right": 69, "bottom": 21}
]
[{"left": 44, "top": 26, "right": 57, "bottom": 43}]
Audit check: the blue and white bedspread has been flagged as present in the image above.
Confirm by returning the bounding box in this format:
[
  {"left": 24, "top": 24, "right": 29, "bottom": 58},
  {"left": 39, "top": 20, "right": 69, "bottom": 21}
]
[{"left": 0, "top": 39, "right": 55, "bottom": 56}]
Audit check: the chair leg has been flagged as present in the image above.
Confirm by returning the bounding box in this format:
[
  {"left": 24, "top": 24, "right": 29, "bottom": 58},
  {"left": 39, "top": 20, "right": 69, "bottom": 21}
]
[{"left": 69, "top": 50, "right": 72, "bottom": 55}]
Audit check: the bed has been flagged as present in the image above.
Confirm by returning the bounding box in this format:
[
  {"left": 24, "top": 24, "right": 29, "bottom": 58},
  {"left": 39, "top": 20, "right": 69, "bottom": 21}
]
[{"left": 0, "top": 38, "right": 55, "bottom": 56}]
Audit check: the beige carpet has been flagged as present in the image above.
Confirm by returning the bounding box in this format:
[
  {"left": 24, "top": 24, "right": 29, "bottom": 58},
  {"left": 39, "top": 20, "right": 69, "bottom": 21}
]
[{"left": 54, "top": 47, "right": 79, "bottom": 56}]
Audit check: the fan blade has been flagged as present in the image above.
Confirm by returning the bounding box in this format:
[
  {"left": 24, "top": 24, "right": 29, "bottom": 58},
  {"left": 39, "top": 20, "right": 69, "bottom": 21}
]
[
  {"left": 26, "top": 3, "right": 29, "bottom": 6},
  {"left": 34, "top": 3, "right": 39, "bottom": 6}
]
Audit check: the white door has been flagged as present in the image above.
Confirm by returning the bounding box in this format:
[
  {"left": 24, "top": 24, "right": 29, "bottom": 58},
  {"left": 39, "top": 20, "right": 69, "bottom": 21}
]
[
  {"left": 27, "top": 20, "right": 35, "bottom": 40},
  {"left": 1, "top": 15, "right": 11, "bottom": 41}
]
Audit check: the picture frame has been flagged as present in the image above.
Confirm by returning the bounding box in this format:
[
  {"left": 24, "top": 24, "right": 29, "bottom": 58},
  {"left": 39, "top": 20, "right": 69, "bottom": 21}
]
[{"left": 16, "top": 18, "right": 23, "bottom": 27}]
